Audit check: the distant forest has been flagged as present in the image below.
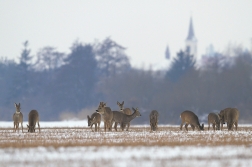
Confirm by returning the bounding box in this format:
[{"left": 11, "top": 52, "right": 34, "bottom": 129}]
[{"left": 1, "top": 38, "right": 252, "bottom": 124}]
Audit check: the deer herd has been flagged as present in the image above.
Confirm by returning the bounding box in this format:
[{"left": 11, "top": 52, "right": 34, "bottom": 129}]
[
  {"left": 88, "top": 101, "right": 240, "bottom": 132},
  {"left": 11, "top": 101, "right": 240, "bottom": 133}
]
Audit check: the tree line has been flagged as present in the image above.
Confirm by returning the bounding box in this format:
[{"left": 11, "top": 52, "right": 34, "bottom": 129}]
[{"left": 0, "top": 38, "right": 251, "bottom": 124}]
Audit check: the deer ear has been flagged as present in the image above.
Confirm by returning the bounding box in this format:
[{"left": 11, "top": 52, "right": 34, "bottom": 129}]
[
  {"left": 117, "top": 101, "right": 120, "bottom": 105},
  {"left": 14, "top": 103, "right": 17, "bottom": 107},
  {"left": 122, "top": 101, "right": 124, "bottom": 105},
  {"left": 87, "top": 115, "right": 90, "bottom": 119},
  {"left": 27, "top": 124, "right": 29, "bottom": 128}
]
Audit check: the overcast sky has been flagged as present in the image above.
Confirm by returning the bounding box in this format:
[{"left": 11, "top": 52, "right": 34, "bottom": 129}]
[{"left": 1, "top": 0, "right": 252, "bottom": 70}]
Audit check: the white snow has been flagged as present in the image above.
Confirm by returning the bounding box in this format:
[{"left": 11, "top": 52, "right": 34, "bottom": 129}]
[
  {"left": 0, "top": 120, "right": 88, "bottom": 128},
  {"left": 0, "top": 146, "right": 252, "bottom": 167}
]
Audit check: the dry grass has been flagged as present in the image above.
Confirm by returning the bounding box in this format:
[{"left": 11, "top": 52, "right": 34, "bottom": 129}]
[{"left": 0, "top": 125, "right": 251, "bottom": 148}]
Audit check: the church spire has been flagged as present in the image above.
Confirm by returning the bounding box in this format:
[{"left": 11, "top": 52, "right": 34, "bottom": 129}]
[
  {"left": 186, "top": 17, "right": 196, "bottom": 41},
  {"left": 185, "top": 16, "right": 197, "bottom": 57}
]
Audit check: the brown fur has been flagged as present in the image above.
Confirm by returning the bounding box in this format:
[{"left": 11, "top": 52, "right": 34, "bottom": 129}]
[
  {"left": 120, "top": 107, "right": 141, "bottom": 131},
  {"left": 207, "top": 113, "right": 220, "bottom": 131},
  {"left": 111, "top": 108, "right": 141, "bottom": 131},
  {"left": 219, "top": 108, "right": 239, "bottom": 131},
  {"left": 180, "top": 110, "right": 204, "bottom": 131},
  {"left": 87, "top": 112, "right": 101, "bottom": 132},
  {"left": 27, "top": 110, "right": 40, "bottom": 133},
  {"left": 149, "top": 110, "right": 159, "bottom": 131},
  {"left": 96, "top": 102, "right": 113, "bottom": 132},
  {"left": 13, "top": 103, "right": 23, "bottom": 133},
  {"left": 116, "top": 101, "right": 132, "bottom": 131}
]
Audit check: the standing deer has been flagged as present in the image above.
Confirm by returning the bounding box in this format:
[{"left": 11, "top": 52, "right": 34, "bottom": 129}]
[
  {"left": 121, "top": 107, "right": 141, "bottom": 131},
  {"left": 111, "top": 107, "right": 141, "bottom": 131},
  {"left": 96, "top": 102, "right": 113, "bottom": 132},
  {"left": 27, "top": 110, "right": 40, "bottom": 133},
  {"left": 207, "top": 112, "right": 221, "bottom": 131},
  {"left": 219, "top": 108, "right": 239, "bottom": 131},
  {"left": 87, "top": 112, "right": 101, "bottom": 132},
  {"left": 180, "top": 110, "right": 204, "bottom": 131},
  {"left": 116, "top": 101, "right": 132, "bottom": 131},
  {"left": 13, "top": 103, "right": 23, "bottom": 133},
  {"left": 149, "top": 110, "right": 159, "bottom": 132}
]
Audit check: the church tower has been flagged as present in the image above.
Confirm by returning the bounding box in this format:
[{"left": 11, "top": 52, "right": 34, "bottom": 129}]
[{"left": 185, "top": 17, "right": 197, "bottom": 57}]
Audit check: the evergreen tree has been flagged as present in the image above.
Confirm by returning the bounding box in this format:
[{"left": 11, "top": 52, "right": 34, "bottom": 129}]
[
  {"left": 19, "top": 41, "right": 32, "bottom": 71},
  {"left": 95, "top": 37, "right": 131, "bottom": 77},
  {"left": 165, "top": 50, "right": 196, "bottom": 82},
  {"left": 16, "top": 41, "right": 33, "bottom": 97},
  {"left": 50, "top": 42, "right": 98, "bottom": 112}
]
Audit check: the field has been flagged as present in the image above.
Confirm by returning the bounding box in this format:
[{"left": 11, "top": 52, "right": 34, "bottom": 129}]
[{"left": 0, "top": 121, "right": 252, "bottom": 167}]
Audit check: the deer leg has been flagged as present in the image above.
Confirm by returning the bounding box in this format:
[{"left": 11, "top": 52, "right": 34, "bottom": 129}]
[
  {"left": 234, "top": 122, "right": 238, "bottom": 131},
  {"left": 95, "top": 123, "right": 97, "bottom": 132},
  {"left": 121, "top": 123, "right": 125, "bottom": 131},
  {"left": 213, "top": 124, "right": 215, "bottom": 131},
  {"left": 185, "top": 124, "right": 189, "bottom": 131},
  {"left": 98, "top": 122, "right": 100, "bottom": 132},
  {"left": 37, "top": 122, "right": 41, "bottom": 133},
  {"left": 104, "top": 122, "right": 106, "bottom": 132},
  {"left": 13, "top": 122, "right": 15, "bottom": 132},
  {"left": 126, "top": 122, "right": 130, "bottom": 131},
  {"left": 108, "top": 121, "right": 112, "bottom": 131},
  {"left": 180, "top": 123, "right": 184, "bottom": 130},
  {"left": 227, "top": 122, "right": 231, "bottom": 131},
  {"left": 190, "top": 124, "right": 195, "bottom": 131},
  {"left": 21, "top": 122, "right": 23, "bottom": 133},
  {"left": 17, "top": 123, "right": 19, "bottom": 132},
  {"left": 208, "top": 123, "right": 210, "bottom": 131},
  {"left": 90, "top": 124, "right": 93, "bottom": 132},
  {"left": 114, "top": 122, "right": 118, "bottom": 131}
]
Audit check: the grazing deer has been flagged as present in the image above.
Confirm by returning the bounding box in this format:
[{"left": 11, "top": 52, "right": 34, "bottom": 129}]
[
  {"left": 219, "top": 108, "right": 239, "bottom": 131},
  {"left": 27, "top": 110, "right": 40, "bottom": 133},
  {"left": 111, "top": 107, "right": 141, "bottom": 131},
  {"left": 207, "top": 113, "right": 221, "bottom": 131},
  {"left": 116, "top": 101, "right": 132, "bottom": 131},
  {"left": 180, "top": 110, "right": 204, "bottom": 131},
  {"left": 149, "top": 110, "right": 159, "bottom": 132},
  {"left": 96, "top": 102, "right": 113, "bottom": 132},
  {"left": 13, "top": 103, "right": 23, "bottom": 133},
  {"left": 87, "top": 112, "right": 101, "bottom": 132}
]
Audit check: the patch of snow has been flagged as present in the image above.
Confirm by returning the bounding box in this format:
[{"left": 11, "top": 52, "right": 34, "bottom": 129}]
[{"left": 0, "top": 146, "right": 252, "bottom": 167}]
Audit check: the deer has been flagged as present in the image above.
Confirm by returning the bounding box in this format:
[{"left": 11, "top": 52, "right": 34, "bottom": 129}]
[
  {"left": 207, "top": 112, "right": 221, "bottom": 131},
  {"left": 87, "top": 112, "right": 101, "bottom": 132},
  {"left": 180, "top": 110, "right": 204, "bottom": 131},
  {"left": 149, "top": 110, "right": 159, "bottom": 132},
  {"left": 219, "top": 108, "right": 239, "bottom": 131},
  {"left": 27, "top": 110, "right": 40, "bottom": 133},
  {"left": 13, "top": 103, "right": 23, "bottom": 133},
  {"left": 116, "top": 101, "right": 132, "bottom": 131},
  {"left": 112, "top": 107, "right": 141, "bottom": 131},
  {"left": 96, "top": 102, "right": 113, "bottom": 132}
]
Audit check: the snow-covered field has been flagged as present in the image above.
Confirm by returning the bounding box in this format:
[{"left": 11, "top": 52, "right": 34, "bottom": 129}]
[
  {"left": 0, "top": 121, "right": 252, "bottom": 167},
  {"left": 1, "top": 146, "right": 252, "bottom": 167}
]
